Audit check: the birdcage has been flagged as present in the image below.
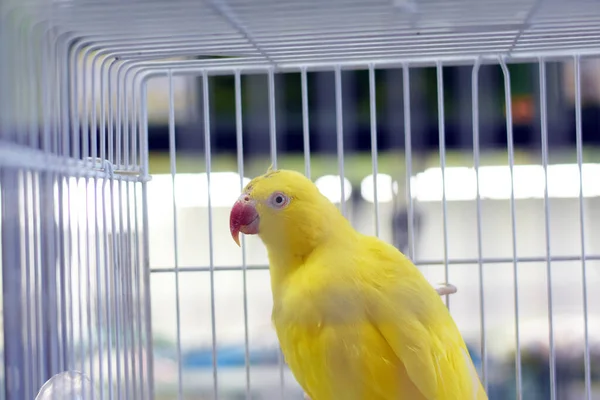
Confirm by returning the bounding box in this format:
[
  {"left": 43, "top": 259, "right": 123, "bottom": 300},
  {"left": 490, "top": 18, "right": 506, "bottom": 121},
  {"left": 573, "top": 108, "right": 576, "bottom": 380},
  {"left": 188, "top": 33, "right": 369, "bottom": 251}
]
[{"left": 2, "top": 0, "right": 600, "bottom": 399}]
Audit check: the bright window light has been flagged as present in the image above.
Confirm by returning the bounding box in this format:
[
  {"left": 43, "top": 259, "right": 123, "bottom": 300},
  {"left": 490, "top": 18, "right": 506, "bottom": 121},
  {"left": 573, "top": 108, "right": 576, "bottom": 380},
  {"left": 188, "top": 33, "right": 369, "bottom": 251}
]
[
  {"left": 148, "top": 172, "right": 251, "bottom": 208},
  {"left": 360, "top": 174, "right": 398, "bottom": 203},
  {"left": 315, "top": 175, "right": 352, "bottom": 203},
  {"left": 410, "top": 163, "right": 600, "bottom": 202}
]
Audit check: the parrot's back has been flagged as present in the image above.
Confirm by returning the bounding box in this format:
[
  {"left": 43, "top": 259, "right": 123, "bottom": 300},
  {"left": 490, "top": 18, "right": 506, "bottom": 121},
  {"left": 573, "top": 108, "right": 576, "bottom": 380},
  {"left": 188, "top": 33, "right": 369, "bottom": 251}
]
[{"left": 270, "top": 233, "right": 488, "bottom": 400}]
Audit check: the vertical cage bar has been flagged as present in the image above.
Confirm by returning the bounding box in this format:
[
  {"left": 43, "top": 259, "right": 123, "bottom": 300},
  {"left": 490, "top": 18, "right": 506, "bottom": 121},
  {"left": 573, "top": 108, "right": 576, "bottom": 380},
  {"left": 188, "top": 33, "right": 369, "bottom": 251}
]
[
  {"left": 118, "top": 176, "right": 131, "bottom": 400},
  {"left": 107, "top": 63, "right": 115, "bottom": 165},
  {"left": 82, "top": 54, "right": 90, "bottom": 164},
  {"left": 141, "top": 81, "right": 156, "bottom": 400},
  {"left": 100, "top": 61, "right": 107, "bottom": 163},
  {"left": 91, "top": 53, "right": 98, "bottom": 162},
  {"left": 1, "top": 171, "right": 26, "bottom": 400},
  {"left": 94, "top": 175, "right": 105, "bottom": 400},
  {"left": 402, "top": 64, "right": 416, "bottom": 260},
  {"left": 133, "top": 181, "right": 145, "bottom": 400},
  {"left": 127, "top": 182, "right": 142, "bottom": 399},
  {"left": 301, "top": 67, "right": 311, "bottom": 179},
  {"left": 268, "top": 68, "right": 278, "bottom": 169},
  {"left": 168, "top": 70, "right": 184, "bottom": 400},
  {"left": 76, "top": 177, "right": 85, "bottom": 394},
  {"left": 102, "top": 176, "right": 115, "bottom": 400},
  {"left": 32, "top": 173, "right": 44, "bottom": 389},
  {"left": 22, "top": 172, "right": 33, "bottom": 400},
  {"left": 574, "top": 55, "right": 592, "bottom": 400},
  {"left": 117, "top": 177, "right": 130, "bottom": 400},
  {"left": 471, "top": 59, "right": 487, "bottom": 391},
  {"left": 57, "top": 176, "right": 67, "bottom": 373},
  {"left": 235, "top": 70, "right": 252, "bottom": 400},
  {"left": 499, "top": 57, "right": 522, "bottom": 400},
  {"left": 202, "top": 70, "right": 219, "bottom": 400},
  {"left": 110, "top": 178, "right": 123, "bottom": 400},
  {"left": 435, "top": 62, "right": 450, "bottom": 308},
  {"left": 368, "top": 64, "right": 380, "bottom": 237},
  {"left": 267, "top": 67, "right": 285, "bottom": 397},
  {"left": 123, "top": 74, "right": 131, "bottom": 170},
  {"left": 120, "top": 67, "right": 133, "bottom": 399},
  {"left": 66, "top": 177, "right": 76, "bottom": 382},
  {"left": 538, "top": 59, "right": 557, "bottom": 400},
  {"left": 334, "top": 66, "right": 346, "bottom": 216}
]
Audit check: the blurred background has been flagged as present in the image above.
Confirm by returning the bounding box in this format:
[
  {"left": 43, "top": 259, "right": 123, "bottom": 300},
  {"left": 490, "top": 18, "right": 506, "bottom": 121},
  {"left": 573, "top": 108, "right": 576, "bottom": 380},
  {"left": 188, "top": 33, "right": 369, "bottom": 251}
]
[
  {"left": 138, "top": 59, "right": 600, "bottom": 399},
  {"left": 3, "top": 55, "right": 600, "bottom": 400}
]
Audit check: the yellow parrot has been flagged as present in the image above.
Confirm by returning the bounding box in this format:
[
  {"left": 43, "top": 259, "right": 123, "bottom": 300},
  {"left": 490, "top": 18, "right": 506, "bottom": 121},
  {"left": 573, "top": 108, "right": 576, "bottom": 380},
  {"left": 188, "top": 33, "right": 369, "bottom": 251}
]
[{"left": 229, "top": 168, "right": 488, "bottom": 400}]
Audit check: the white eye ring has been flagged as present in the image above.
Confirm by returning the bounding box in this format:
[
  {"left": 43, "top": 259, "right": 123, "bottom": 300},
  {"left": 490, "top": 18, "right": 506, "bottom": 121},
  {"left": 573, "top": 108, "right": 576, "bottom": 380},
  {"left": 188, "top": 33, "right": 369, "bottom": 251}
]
[{"left": 268, "top": 192, "right": 289, "bottom": 209}]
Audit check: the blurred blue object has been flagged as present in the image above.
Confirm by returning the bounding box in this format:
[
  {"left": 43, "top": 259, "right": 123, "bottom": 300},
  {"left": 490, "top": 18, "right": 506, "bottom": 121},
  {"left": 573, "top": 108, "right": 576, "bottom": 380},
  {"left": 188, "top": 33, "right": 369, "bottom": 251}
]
[{"left": 183, "top": 345, "right": 281, "bottom": 369}]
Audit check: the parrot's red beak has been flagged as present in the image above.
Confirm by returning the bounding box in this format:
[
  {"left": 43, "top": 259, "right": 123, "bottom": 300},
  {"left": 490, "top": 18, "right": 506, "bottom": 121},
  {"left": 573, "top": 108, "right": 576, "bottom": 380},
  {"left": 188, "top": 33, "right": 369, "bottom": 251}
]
[{"left": 229, "top": 195, "right": 259, "bottom": 247}]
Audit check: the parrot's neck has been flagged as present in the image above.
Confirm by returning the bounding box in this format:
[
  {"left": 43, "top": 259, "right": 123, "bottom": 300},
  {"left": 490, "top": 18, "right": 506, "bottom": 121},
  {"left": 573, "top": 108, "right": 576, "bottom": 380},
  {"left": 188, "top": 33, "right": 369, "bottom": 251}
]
[{"left": 262, "top": 207, "right": 353, "bottom": 299}]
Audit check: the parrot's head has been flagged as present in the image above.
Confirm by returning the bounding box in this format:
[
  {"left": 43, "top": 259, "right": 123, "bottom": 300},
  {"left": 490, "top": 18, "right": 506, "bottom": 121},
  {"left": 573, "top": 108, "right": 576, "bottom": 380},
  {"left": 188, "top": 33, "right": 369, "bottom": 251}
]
[{"left": 229, "top": 167, "right": 345, "bottom": 256}]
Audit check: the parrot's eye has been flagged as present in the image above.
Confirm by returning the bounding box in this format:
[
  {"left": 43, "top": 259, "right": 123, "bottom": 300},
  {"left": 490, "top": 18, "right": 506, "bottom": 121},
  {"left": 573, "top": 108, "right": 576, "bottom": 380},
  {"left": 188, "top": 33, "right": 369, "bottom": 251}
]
[{"left": 268, "top": 192, "right": 289, "bottom": 209}]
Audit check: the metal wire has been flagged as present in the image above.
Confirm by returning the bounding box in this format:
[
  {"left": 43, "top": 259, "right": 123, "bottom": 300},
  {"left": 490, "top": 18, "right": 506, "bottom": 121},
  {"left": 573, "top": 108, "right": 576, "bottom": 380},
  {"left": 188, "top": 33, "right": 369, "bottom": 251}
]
[
  {"left": 335, "top": 65, "right": 346, "bottom": 217},
  {"left": 538, "top": 58, "right": 557, "bottom": 400},
  {"left": 471, "top": 57, "right": 488, "bottom": 391},
  {"left": 499, "top": 56, "right": 523, "bottom": 400},
  {"left": 403, "top": 64, "right": 416, "bottom": 261},
  {"left": 368, "top": 64, "right": 380, "bottom": 237},
  {"left": 168, "top": 70, "right": 185, "bottom": 400},
  {"left": 235, "top": 69, "right": 252, "bottom": 400},
  {"left": 574, "top": 54, "right": 593, "bottom": 400},
  {"left": 301, "top": 67, "right": 311, "bottom": 179},
  {"left": 436, "top": 62, "right": 451, "bottom": 309}
]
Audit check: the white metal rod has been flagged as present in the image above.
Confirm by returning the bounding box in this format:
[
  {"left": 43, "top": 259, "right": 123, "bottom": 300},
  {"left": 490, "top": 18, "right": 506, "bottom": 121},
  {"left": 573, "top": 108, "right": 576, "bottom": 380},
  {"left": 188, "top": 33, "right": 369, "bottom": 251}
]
[
  {"left": 436, "top": 61, "right": 450, "bottom": 309},
  {"left": 402, "top": 64, "right": 416, "bottom": 260},
  {"left": 94, "top": 176, "right": 106, "bottom": 400},
  {"left": 151, "top": 253, "right": 600, "bottom": 273},
  {"left": 301, "top": 67, "right": 311, "bottom": 179},
  {"left": 132, "top": 82, "right": 139, "bottom": 170},
  {"left": 202, "top": 70, "right": 220, "bottom": 400},
  {"left": 103, "top": 177, "right": 115, "bottom": 400},
  {"left": 368, "top": 64, "right": 380, "bottom": 237},
  {"left": 119, "top": 178, "right": 132, "bottom": 400},
  {"left": 120, "top": 180, "right": 131, "bottom": 400},
  {"left": 66, "top": 176, "right": 76, "bottom": 382},
  {"left": 471, "top": 58, "right": 487, "bottom": 391},
  {"left": 235, "top": 70, "right": 252, "bottom": 400},
  {"left": 56, "top": 179, "right": 67, "bottom": 374},
  {"left": 133, "top": 183, "right": 146, "bottom": 400},
  {"left": 111, "top": 179, "right": 123, "bottom": 400},
  {"left": 267, "top": 67, "right": 285, "bottom": 397},
  {"left": 168, "top": 69, "right": 185, "bottom": 400},
  {"left": 538, "top": 58, "right": 557, "bottom": 400},
  {"left": 22, "top": 172, "right": 33, "bottom": 400},
  {"left": 123, "top": 133, "right": 139, "bottom": 398},
  {"left": 141, "top": 81, "right": 156, "bottom": 399},
  {"left": 83, "top": 178, "right": 95, "bottom": 400},
  {"left": 32, "top": 173, "right": 45, "bottom": 388},
  {"left": 335, "top": 65, "right": 346, "bottom": 217},
  {"left": 574, "top": 54, "right": 592, "bottom": 400},
  {"left": 268, "top": 68, "right": 278, "bottom": 169},
  {"left": 107, "top": 65, "right": 115, "bottom": 165},
  {"left": 81, "top": 51, "right": 90, "bottom": 164},
  {"left": 123, "top": 74, "right": 131, "bottom": 169},
  {"left": 76, "top": 177, "right": 86, "bottom": 392},
  {"left": 91, "top": 51, "right": 99, "bottom": 162},
  {"left": 499, "top": 56, "right": 522, "bottom": 400}
]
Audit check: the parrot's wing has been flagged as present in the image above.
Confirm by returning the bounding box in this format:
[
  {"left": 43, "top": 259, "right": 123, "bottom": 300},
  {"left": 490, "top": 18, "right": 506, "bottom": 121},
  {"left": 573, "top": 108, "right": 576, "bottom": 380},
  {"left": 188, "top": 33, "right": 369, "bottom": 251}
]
[{"left": 368, "top": 267, "right": 484, "bottom": 400}]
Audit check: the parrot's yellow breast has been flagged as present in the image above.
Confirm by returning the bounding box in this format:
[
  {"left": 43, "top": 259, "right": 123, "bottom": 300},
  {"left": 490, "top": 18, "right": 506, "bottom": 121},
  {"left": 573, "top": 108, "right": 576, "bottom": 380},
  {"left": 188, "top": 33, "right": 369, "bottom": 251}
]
[{"left": 271, "top": 261, "right": 427, "bottom": 400}]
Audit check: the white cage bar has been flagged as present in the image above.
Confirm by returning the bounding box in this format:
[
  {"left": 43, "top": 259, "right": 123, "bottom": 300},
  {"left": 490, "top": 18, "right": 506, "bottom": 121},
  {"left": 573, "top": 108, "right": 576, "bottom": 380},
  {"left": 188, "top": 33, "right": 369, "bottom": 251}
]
[{"left": 2, "top": 0, "right": 600, "bottom": 400}]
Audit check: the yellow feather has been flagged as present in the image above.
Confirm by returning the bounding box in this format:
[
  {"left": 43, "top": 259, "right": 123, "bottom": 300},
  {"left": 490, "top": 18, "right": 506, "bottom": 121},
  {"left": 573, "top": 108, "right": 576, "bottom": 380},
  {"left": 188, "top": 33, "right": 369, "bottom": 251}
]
[{"left": 239, "top": 169, "right": 488, "bottom": 400}]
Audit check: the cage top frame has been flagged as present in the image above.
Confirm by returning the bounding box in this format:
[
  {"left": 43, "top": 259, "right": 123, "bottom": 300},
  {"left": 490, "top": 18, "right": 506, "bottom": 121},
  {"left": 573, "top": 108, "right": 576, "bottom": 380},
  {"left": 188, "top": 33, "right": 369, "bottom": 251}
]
[{"left": 6, "top": 0, "right": 600, "bottom": 70}]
